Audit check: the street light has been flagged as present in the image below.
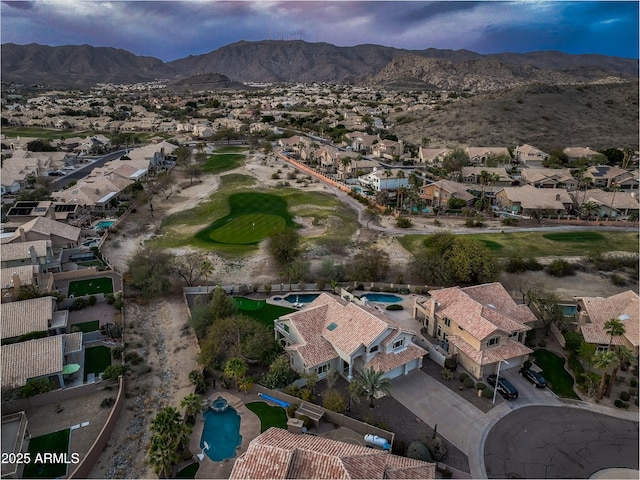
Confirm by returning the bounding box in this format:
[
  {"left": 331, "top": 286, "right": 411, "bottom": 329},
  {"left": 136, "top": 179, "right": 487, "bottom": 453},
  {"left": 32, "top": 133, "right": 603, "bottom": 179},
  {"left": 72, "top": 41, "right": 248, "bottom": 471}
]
[{"left": 492, "top": 359, "right": 510, "bottom": 405}]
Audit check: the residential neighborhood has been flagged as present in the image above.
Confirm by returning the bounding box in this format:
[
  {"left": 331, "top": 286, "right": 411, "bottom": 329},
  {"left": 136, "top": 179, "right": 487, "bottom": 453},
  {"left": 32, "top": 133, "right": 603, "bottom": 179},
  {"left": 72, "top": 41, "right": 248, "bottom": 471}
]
[{"left": 1, "top": 78, "right": 638, "bottom": 480}]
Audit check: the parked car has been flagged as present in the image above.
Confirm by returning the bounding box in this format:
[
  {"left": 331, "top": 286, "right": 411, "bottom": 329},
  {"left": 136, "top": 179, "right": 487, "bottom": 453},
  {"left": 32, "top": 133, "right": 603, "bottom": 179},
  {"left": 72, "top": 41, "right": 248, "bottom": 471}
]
[
  {"left": 487, "top": 374, "right": 519, "bottom": 400},
  {"left": 519, "top": 368, "right": 547, "bottom": 388}
]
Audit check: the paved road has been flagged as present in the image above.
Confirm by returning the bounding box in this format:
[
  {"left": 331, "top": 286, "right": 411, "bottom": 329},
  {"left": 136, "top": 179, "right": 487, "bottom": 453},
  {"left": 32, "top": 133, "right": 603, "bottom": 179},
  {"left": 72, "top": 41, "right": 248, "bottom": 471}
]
[
  {"left": 483, "top": 406, "right": 639, "bottom": 479},
  {"left": 49, "top": 150, "right": 128, "bottom": 191}
]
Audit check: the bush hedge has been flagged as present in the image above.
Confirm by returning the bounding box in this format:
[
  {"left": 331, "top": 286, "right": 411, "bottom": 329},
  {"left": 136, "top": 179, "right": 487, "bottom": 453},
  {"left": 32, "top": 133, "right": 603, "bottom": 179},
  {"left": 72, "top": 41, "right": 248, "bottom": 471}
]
[
  {"left": 458, "top": 372, "right": 469, "bottom": 382},
  {"left": 463, "top": 377, "right": 475, "bottom": 389},
  {"left": 619, "top": 391, "right": 631, "bottom": 402},
  {"left": 386, "top": 304, "right": 404, "bottom": 311}
]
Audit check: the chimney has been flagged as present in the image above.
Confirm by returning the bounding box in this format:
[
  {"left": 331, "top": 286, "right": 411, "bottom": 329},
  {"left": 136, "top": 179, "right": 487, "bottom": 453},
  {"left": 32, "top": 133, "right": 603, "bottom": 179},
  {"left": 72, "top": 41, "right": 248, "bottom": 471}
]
[
  {"left": 11, "top": 272, "right": 21, "bottom": 290},
  {"left": 29, "top": 245, "right": 37, "bottom": 264},
  {"left": 555, "top": 193, "right": 561, "bottom": 201},
  {"left": 18, "top": 227, "right": 26, "bottom": 242}
]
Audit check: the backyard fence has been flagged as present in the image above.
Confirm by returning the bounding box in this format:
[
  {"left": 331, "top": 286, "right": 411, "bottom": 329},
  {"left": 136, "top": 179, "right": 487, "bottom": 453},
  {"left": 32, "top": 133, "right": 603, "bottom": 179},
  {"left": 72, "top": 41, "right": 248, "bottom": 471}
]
[{"left": 253, "top": 385, "right": 395, "bottom": 447}]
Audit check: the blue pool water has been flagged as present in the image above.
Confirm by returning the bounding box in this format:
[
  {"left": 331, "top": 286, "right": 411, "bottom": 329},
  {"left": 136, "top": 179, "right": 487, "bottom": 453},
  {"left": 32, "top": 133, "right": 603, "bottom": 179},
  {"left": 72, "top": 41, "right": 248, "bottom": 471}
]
[
  {"left": 284, "top": 293, "right": 320, "bottom": 304},
  {"left": 558, "top": 304, "right": 577, "bottom": 317},
  {"left": 94, "top": 220, "right": 115, "bottom": 230},
  {"left": 200, "top": 408, "right": 242, "bottom": 461},
  {"left": 361, "top": 293, "right": 403, "bottom": 303}
]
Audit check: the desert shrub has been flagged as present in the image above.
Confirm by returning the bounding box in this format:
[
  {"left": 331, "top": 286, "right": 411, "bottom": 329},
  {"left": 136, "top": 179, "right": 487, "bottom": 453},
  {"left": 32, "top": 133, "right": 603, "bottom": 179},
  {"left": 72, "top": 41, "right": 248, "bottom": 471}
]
[
  {"left": 463, "top": 377, "right": 475, "bottom": 389},
  {"left": 88, "top": 295, "right": 97, "bottom": 306},
  {"left": 385, "top": 304, "right": 403, "bottom": 311},
  {"left": 125, "top": 351, "right": 143, "bottom": 365},
  {"left": 482, "top": 387, "right": 494, "bottom": 399},
  {"left": 619, "top": 391, "right": 631, "bottom": 402},
  {"left": 630, "top": 378, "right": 638, "bottom": 388},
  {"left": 298, "top": 414, "right": 313, "bottom": 429},
  {"left": 286, "top": 404, "right": 298, "bottom": 418},
  {"left": 458, "top": 372, "right": 469, "bottom": 382},
  {"left": 444, "top": 357, "right": 457, "bottom": 371},
  {"left": 19, "top": 378, "right": 54, "bottom": 398},
  {"left": 396, "top": 216, "right": 413, "bottom": 228},
  {"left": 105, "top": 293, "right": 116, "bottom": 304},
  {"left": 263, "top": 283, "right": 272, "bottom": 295},
  {"left": 423, "top": 435, "right": 447, "bottom": 461},
  {"left": 476, "top": 382, "right": 486, "bottom": 391},
  {"left": 322, "top": 389, "right": 346, "bottom": 413},
  {"left": 546, "top": 259, "right": 576, "bottom": 277},
  {"left": 100, "top": 397, "right": 115, "bottom": 408},
  {"left": 102, "top": 364, "right": 128, "bottom": 380},
  {"left": 407, "top": 441, "right": 432, "bottom": 462},
  {"left": 271, "top": 172, "right": 280, "bottom": 179},
  {"left": 611, "top": 274, "right": 627, "bottom": 286},
  {"left": 501, "top": 217, "right": 519, "bottom": 226},
  {"left": 369, "top": 286, "right": 381, "bottom": 292},
  {"left": 111, "top": 346, "right": 124, "bottom": 359},
  {"left": 72, "top": 297, "right": 88, "bottom": 310},
  {"left": 614, "top": 399, "right": 629, "bottom": 409},
  {"left": 381, "top": 286, "right": 399, "bottom": 293},
  {"left": 441, "top": 369, "right": 454, "bottom": 380}
]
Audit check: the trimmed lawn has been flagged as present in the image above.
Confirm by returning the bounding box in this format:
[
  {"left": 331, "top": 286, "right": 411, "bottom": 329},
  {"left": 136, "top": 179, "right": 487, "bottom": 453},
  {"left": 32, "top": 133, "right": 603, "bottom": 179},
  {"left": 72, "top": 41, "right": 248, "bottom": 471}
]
[
  {"left": 202, "top": 150, "right": 247, "bottom": 174},
  {"left": 68, "top": 277, "right": 114, "bottom": 297},
  {"left": 399, "top": 231, "right": 639, "bottom": 258},
  {"left": 72, "top": 320, "right": 100, "bottom": 333},
  {"left": 84, "top": 346, "right": 112, "bottom": 382},
  {"left": 22, "top": 429, "right": 70, "bottom": 478},
  {"left": 1, "top": 126, "right": 92, "bottom": 139},
  {"left": 246, "top": 401, "right": 288, "bottom": 432},
  {"left": 234, "top": 297, "right": 296, "bottom": 327},
  {"left": 531, "top": 349, "right": 580, "bottom": 399}
]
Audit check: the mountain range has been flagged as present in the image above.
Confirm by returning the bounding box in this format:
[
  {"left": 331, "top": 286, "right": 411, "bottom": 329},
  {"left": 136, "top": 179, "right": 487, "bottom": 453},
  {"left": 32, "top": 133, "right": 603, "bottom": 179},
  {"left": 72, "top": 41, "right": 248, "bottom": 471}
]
[{"left": 2, "top": 40, "right": 637, "bottom": 90}]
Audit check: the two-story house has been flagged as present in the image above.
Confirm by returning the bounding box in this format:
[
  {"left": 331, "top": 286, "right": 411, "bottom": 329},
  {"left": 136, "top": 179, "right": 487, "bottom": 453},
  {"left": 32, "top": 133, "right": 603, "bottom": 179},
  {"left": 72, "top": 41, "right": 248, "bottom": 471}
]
[
  {"left": 358, "top": 168, "right": 409, "bottom": 192},
  {"left": 274, "top": 293, "right": 426, "bottom": 381},
  {"left": 419, "top": 180, "right": 476, "bottom": 207},
  {"left": 520, "top": 167, "right": 578, "bottom": 190},
  {"left": 584, "top": 165, "right": 640, "bottom": 190},
  {"left": 414, "top": 283, "right": 536, "bottom": 379},
  {"left": 494, "top": 185, "right": 573, "bottom": 216},
  {"left": 513, "top": 144, "right": 549, "bottom": 167},
  {"left": 0, "top": 240, "right": 60, "bottom": 273}
]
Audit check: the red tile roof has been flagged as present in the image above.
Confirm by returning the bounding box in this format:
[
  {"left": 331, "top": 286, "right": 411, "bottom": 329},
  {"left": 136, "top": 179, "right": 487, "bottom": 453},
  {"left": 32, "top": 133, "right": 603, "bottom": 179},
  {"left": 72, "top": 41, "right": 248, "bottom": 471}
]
[
  {"left": 230, "top": 428, "right": 436, "bottom": 479},
  {"left": 578, "top": 291, "right": 639, "bottom": 347},
  {"left": 448, "top": 335, "right": 533, "bottom": 366}
]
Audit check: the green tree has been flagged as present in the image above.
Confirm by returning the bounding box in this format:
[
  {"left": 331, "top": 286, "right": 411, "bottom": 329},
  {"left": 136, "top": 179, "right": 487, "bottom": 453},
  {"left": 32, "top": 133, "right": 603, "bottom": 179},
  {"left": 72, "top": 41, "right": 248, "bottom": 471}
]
[
  {"left": 127, "top": 246, "right": 175, "bottom": 298},
  {"left": 148, "top": 435, "right": 180, "bottom": 478},
  {"left": 606, "top": 345, "right": 635, "bottom": 396},
  {"left": 224, "top": 357, "right": 248, "bottom": 391},
  {"left": 592, "top": 350, "right": 618, "bottom": 400},
  {"left": 345, "top": 247, "right": 389, "bottom": 282},
  {"left": 322, "top": 388, "right": 346, "bottom": 413},
  {"left": 526, "top": 285, "right": 564, "bottom": 335},
  {"left": 441, "top": 147, "right": 469, "bottom": 176},
  {"left": 148, "top": 406, "right": 189, "bottom": 477},
  {"left": 174, "top": 145, "right": 191, "bottom": 168},
  {"left": 580, "top": 200, "right": 599, "bottom": 220},
  {"left": 180, "top": 393, "right": 202, "bottom": 424},
  {"left": 262, "top": 355, "right": 298, "bottom": 389},
  {"left": 578, "top": 342, "right": 597, "bottom": 373},
  {"left": 363, "top": 207, "right": 380, "bottom": 228},
  {"left": 267, "top": 229, "right": 300, "bottom": 267},
  {"left": 350, "top": 367, "right": 391, "bottom": 409},
  {"left": 447, "top": 237, "right": 499, "bottom": 284},
  {"left": 603, "top": 318, "right": 626, "bottom": 351}
]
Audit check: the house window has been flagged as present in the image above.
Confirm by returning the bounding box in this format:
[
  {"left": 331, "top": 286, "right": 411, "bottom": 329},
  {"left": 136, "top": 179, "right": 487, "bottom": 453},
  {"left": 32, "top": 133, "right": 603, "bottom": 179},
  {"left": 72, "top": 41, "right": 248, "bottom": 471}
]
[
  {"left": 370, "top": 345, "right": 379, "bottom": 353},
  {"left": 487, "top": 337, "right": 499, "bottom": 347},
  {"left": 283, "top": 324, "right": 289, "bottom": 333},
  {"left": 317, "top": 364, "right": 329, "bottom": 375},
  {"left": 393, "top": 339, "right": 404, "bottom": 350},
  {"left": 509, "top": 332, "right": 517, "bottom": 338},
  {"left": 444, "top": 317, "right": 451, "bottom": 327},
  {"left": 437, "top": 326, "right": 442, "bottom": 338}
]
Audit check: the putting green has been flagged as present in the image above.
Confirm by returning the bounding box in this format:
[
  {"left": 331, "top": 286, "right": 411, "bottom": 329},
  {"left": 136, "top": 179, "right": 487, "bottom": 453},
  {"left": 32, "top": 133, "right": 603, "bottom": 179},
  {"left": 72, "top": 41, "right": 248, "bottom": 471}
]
[{"left": 207, "top": 214, "right": 286, "bottom": 244}]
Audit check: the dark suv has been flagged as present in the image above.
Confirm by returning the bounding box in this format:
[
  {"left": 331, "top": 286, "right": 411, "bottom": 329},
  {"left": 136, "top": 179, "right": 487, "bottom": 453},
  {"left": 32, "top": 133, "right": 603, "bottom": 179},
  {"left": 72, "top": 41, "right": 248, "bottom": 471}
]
[
  {"left": 519, "top": 368, "right": 547, "bottom": 388},
  {"left": 487, "top": 374, "right": 519, "bottom": 400}
]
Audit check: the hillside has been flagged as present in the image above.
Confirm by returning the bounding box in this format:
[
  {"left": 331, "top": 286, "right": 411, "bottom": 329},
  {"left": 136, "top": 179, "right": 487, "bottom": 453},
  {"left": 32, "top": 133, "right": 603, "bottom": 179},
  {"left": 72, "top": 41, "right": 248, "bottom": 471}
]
[
  {"left": 392, "top": 82, "right": 639, "bottom": 151},
  {"left": 2, "top": 40, "right": 637, "bottom": 89},
  {"left": 168, "top": 73, "right": 249, "bottom": 91}
]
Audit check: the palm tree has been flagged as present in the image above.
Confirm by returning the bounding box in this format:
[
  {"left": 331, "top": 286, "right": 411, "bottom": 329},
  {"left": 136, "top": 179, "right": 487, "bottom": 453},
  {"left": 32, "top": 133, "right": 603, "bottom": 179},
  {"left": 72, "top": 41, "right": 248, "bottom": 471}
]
[
  {"left": 592, "top": 350, "right": 618, "bottom": 400},
  {"left": 397, "top": 186, "right": 408, "bottom": 211},
  {"left": 383, "top": 169, "right": 393, "bottom": 191},
  {"left": 479, "top": 170, "right": 492, "bottom": 206},
  {"left": 580, "top": 200, "right": 599, "bottom": 220},
  {"left": 606, "top": 345, "right": 635, "bottom": 397},
  {"left": 148, "top": 435, "right": 181, "bottom": 478},
  {"left": 609, "top": 182, "right": 621, "bottom": 219},
  {"left": 603, "top": 318, "right": 626, "bottom": 351},
  {"left": 224, "top": 357, "right": 247, "bottom": 391},
  {"left": 200, "top": 258, "right": 213, "bottom": 295},
  {"left": 350, "top": 367, "right": 391, "bottom": 409},
  {"left": 341, "top": 156, "right": 352, "bottom": 179},
  {"left": 180, "top": 393, "right": 202, "bottom": 424},
  {"left": 150, "top": 406, "right": 184, "bottom": 438},
  {"left": 148, "top": 406, "right": 190, "bottom": 476}
]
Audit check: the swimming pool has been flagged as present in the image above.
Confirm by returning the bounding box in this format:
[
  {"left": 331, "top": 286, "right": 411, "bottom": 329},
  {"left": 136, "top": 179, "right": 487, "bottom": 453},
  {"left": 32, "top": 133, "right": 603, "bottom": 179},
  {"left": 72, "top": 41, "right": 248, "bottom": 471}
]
[
  {"left": 558, "top": 304, "right": 578, "bottom": 317},
  {"left": 284, "top": 293, "right": 320, "bottom": 304},
  {"left": 361, "top": 293, "right": 404, "bottom": 303},
  {"left": 200, "top": 408, "right": 242, "bottom": 462},
  {"left": 94, "top": 220, "right": 115, "bottom": 230}
]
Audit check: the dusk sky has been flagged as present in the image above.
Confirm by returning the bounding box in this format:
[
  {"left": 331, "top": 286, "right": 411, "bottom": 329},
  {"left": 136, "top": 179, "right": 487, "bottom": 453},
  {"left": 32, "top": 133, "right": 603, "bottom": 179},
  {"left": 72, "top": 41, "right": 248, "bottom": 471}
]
[{"left": 2, "top": 1, "right": 638, "bottom": 61}]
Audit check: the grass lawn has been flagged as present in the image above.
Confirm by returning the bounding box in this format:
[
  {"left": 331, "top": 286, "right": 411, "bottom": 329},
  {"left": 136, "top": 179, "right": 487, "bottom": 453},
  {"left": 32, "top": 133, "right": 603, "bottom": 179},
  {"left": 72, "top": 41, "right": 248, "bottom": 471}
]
[
  {"left": 175, "top": 462, "right": 199, "bottom": 478},
  {"left": 531, "top": 349, "right": 580, "bottom": 399},
  {"left": 399, "top": 231, "right": 639, "bottom": 258},
  {"left": 84, "top": 346, "right": 112, "bottom": 382},
  {"left": 76, "top": 260, "right": 104, "bottom": 267},
  {"left": 202, "top": 148, "right": 247, "bottom": 174},
  {"left": 71, "top": 320, "right": 100, "bottom": 333},
  {"left": 1, "top": 126, "right": 92, "bottom": 139},
  {"left": 246, "top": 401, "right": 288, "bottom": 432},
  {"left": 234, "top": 297, "right": 296, "bottom": 327},
  {"left": 68, "top": 277, "right": 114, "bottom": 297},
  {"left": 22, "top": 429, "right": 70, "bottom": 479}
]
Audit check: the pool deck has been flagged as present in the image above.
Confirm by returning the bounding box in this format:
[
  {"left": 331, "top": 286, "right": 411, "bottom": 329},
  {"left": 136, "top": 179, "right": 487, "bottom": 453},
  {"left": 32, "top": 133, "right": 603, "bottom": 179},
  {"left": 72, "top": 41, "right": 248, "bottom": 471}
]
[{"left": 190, "top": 391, "right": 261, "bottom": 480}]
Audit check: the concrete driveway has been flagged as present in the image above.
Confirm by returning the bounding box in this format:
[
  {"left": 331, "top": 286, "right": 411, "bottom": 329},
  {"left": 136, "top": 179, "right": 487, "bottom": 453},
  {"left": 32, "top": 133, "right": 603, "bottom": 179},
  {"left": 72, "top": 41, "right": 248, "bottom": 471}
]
[{"left": 390, "top": 369, "right": 490, "bottom": 455}]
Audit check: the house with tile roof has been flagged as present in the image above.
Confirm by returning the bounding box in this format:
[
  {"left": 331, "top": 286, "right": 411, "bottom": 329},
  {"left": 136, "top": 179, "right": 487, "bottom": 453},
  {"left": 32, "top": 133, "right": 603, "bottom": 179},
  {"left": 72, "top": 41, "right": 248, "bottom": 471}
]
[
  {"left": 513, "top": 144, "right": 549, "bottom": 167},
  {"left": 563, "top": 147, "right": 605, "bottom": 163},
  {"left": 1, "top": 332, "right": 83, "bottom": 388},
  {"left": 460, "top": 167, "right": 512, "bottom": 187},
  {"left": 1, "top": 296, "right": 68, "bottom": 342},
  {"left": 466, "top": 147, "right": 511, "bottom": 166},
  {"left": 418, "top": 147, "right": 451, "bottom": 165},
  {"left": 419, "top": 180, "right": 476, "bottom": 207},
  {"left": 413, "top": 283, "right": 536, "bottom": 379},
  {"left": 494, "top": 184, "right": 573, "bottom": 216},
  {"left": 584, "top": 165, "right": 640, "bottom": 190},
  {"left": 274, "top": 293, "right": 426, "bottom": 382},
  {"left": 0, "top": 240, "right": 59, "bottom": 273},
  {"left": 4, "top": 217, "right": 81, "bottom": 249},
  {"left": 519, "top": 167, "right": 578, "bottom": 190},
  {"left": 576, "top": 291, "right": 639, "bottom": 356},
  {"left": 0, "top": 266, "right": 54, "bottom": 304},
  {"left": 230, "top": 427, "right": 436, "bottom": 479},
  {"left": 574, "top": 188, "right": 640, "bottom": 219}
]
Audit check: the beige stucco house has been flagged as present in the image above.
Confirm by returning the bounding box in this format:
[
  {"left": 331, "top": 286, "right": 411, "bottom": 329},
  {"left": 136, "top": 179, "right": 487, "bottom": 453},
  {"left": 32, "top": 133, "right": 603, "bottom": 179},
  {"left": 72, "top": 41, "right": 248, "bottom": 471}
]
[
  {"left": 274, "top": 293, "right": 426, "bottom": 381},
  {"left": 413, "top": 283, "right": 536, "bottom": 380}
]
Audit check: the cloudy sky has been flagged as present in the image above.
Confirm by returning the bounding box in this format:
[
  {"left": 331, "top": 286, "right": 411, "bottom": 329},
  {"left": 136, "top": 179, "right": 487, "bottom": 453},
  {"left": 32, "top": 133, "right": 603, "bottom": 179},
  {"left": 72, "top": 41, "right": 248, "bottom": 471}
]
[{"left": 1, "top": 1, "right": 638, "bottom": 61}]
